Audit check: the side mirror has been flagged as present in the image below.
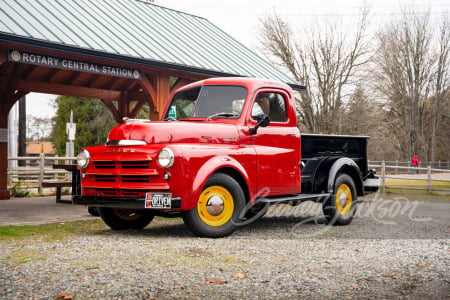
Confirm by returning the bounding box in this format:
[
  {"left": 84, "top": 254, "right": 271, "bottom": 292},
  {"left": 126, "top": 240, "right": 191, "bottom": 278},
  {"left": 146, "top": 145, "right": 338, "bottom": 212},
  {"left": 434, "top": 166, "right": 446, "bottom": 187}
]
[{"left": 250, "top": 114, "right": 270, "bottom": 135}]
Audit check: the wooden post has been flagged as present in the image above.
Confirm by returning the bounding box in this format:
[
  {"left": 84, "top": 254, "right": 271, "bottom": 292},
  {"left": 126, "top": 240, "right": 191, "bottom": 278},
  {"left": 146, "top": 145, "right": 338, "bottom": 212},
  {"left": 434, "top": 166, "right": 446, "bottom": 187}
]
[
  {"left": 38, "top": 153, "right": 45, "bottom": 194},
  {"left": 381, "top": 161, "right": 386, "bottom": 194},
  {"left": 0, "top": 114, "right": 10, "bottom": 199},
  {"left": 118, "top": 93, "right": 129, "bottom": 121},
  {"left": 427, "top": 166, "right": 432, "bottom": 194},
  {"left": 157, "top": 72, "right": 170, "bottom": 120}
]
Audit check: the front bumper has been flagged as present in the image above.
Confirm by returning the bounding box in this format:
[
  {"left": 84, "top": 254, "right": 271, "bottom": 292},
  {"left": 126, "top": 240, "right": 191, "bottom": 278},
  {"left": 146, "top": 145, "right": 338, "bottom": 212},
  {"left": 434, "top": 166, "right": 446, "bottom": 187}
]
[{"left": 72, "top": 195, "right": 181, "bottom": 209}]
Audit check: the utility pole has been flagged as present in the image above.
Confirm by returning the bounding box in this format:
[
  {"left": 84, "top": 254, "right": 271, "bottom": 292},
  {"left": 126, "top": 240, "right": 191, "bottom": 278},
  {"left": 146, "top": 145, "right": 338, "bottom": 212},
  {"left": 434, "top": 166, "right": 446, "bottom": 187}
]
[{"left": 66, "top": 110, "right": 76, "bottom": 158}]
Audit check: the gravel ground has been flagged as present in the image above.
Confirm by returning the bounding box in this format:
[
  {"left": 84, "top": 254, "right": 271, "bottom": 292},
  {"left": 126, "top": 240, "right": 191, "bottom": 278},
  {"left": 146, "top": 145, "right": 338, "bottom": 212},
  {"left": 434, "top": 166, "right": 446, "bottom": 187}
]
[{"left": 0, "top": 193, "right": 449, "bottom": 299}]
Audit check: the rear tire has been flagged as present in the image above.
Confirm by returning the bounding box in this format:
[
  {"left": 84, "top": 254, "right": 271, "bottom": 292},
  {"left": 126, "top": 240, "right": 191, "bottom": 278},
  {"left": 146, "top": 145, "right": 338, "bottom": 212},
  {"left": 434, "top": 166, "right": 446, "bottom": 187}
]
[
  {"left": 183, "top": 173, "right": 245, "bottom": 238},
  {"left": 99, "top": 208, "right": 154, "bottom": 230},
  {"left": 323, "top": 174, "right": 357, "bottom": 225}
]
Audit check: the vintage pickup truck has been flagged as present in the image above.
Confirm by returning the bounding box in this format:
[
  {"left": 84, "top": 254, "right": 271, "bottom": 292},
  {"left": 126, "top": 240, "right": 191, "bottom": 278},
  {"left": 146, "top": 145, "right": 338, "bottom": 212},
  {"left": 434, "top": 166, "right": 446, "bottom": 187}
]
[{"left": 73, "top": 77, "right": 378, "bottom": 237}]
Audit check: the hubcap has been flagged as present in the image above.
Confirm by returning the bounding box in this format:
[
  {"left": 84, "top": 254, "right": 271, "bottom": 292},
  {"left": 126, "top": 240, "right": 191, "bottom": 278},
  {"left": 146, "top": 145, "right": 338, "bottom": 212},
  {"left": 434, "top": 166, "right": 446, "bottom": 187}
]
[
  {"left": 336, "top": 184, "right": 352, "bottom": 216},
  {"left": 197, "top": 186, "right": 234, "bottom": 227},
  {"left": 206, "top": 195, "right": 224, "bottom": 216},
  {"left": 339, "top": 192, "right": 347, "bottom": 208}
]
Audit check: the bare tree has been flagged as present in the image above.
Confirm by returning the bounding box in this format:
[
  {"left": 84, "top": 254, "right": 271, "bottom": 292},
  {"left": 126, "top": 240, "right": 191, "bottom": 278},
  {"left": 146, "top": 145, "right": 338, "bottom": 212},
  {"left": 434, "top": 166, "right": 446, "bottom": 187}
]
[
  {"left": 375, "top": 11, "right": 450, "bottom": 161},
  {"left": 27, "top": 116, "right": 53, "bottom": 142},
  {"left": 259, "top": 6, "right": 371, "bottom": 133},
  {"left": 430, "top": 16, "right": 450, "bottom": 162}
]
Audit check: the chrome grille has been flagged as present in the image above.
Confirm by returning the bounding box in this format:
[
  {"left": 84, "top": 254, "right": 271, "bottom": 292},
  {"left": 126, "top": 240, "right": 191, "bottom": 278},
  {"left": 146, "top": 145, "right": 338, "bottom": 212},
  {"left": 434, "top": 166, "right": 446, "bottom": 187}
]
[
  {"left": 95, "top": 175, "right": 115, "bottom": 182},
  {"left": 94, "top": 161, "right": 115, "bottom": 169},
  {"left": 121, "top": 161, "right": 150, "bottom": 169}
]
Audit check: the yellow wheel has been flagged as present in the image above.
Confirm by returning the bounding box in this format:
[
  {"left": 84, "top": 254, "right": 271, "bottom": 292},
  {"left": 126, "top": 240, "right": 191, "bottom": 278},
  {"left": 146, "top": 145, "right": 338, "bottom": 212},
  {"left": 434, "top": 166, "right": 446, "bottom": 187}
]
[
  {"left": 335, "top": 183, "right": 352, "bottom": 216},
  {"left": 197, "top": 186, "right": 234, "bottom": 227},
  {"left": 183, "top": 173, "right": 245, "bottom": 238},
  {"left": 323, "top": 174, "right": 357, "bottom": 225}
]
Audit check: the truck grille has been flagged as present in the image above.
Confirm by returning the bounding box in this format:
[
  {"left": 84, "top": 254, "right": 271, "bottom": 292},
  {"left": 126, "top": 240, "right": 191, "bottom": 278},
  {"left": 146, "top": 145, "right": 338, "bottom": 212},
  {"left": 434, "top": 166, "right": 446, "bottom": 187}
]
[
  {"left": 93, "top": 160, "right": 151, "bottom": 169},
  {"left": 95, "top": 175, "right": 115, "bottom": 182},
  {"left": 84, "top": 159, "right": 167, "bottom": 197}
]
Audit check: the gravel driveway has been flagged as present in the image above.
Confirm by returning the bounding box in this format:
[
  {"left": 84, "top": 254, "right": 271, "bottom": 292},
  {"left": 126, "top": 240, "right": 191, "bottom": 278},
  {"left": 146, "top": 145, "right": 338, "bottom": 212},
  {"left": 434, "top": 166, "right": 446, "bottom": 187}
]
[{"left": 1, "top": 193, "right": 449, "bottom": 299}]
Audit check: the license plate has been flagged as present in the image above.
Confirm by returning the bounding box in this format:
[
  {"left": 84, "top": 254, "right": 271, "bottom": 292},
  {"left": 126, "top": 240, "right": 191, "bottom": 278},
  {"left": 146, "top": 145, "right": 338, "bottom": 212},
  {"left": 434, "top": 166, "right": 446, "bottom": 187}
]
[{"left": 145, "top": 193, "right": 171, "bottom": 209}]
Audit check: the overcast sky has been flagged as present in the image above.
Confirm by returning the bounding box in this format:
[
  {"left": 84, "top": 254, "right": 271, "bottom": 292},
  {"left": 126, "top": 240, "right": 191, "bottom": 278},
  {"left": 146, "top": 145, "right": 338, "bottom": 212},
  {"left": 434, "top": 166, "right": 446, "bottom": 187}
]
[{"left": 25, "top": 0, "right": 449, "bottom": 119}]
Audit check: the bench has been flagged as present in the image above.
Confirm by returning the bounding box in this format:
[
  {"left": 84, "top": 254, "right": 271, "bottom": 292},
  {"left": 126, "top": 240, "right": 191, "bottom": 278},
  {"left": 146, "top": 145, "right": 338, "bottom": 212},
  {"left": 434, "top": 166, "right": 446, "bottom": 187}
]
[
  {"left": 43, "top": 164, "right": 79, "bottom": 203},
  {"left": 42, "top": 181, "right": 72, "bottom": 203}
]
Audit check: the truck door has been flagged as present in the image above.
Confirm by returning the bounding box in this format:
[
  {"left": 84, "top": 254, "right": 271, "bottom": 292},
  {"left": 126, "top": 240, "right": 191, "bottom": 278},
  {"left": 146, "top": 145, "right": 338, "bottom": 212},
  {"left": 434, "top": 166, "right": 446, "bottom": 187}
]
[{"left": 250, "top": 90, "right": 301, "bottom": 195}]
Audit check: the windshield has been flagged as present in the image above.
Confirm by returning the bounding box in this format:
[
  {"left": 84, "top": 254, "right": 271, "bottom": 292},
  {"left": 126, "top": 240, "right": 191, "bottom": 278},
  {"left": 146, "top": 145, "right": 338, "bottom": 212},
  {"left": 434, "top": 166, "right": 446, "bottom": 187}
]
[{"left": 165, "top": 85, "right": 247, "bottom": 120}]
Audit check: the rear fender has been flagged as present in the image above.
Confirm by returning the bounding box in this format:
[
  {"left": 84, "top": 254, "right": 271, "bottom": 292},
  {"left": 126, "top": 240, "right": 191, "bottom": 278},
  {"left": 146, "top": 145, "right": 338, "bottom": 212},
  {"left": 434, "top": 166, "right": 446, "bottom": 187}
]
[{"left": 327, "top": 158, "right": 364, "bottom": 196}]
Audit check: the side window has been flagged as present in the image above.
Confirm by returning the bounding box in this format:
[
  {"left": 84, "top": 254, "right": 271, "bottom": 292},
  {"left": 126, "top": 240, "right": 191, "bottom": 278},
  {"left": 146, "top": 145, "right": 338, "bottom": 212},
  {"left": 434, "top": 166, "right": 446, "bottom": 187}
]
[{"left": 252, "top": 92, "right": 287, "bottom": 122}]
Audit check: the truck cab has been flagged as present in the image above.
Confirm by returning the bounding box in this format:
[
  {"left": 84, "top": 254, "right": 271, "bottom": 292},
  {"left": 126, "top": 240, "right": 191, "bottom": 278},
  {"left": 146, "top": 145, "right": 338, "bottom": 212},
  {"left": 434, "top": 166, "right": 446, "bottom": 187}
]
[{"left": 73, "top": 77, "right": 378, "bottom": 237}]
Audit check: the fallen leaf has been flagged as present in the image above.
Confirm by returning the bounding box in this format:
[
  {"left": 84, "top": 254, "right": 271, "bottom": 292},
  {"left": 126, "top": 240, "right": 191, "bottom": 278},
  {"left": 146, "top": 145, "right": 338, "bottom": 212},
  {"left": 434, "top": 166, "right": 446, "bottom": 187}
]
[
  {"left": 232, "top": 273, "right": 248, "bottom": 279},
  {"left": 54, "top": 293, "right": 74, "bottom": 300},
  {"left": 205, "top": 278, "right": 227, "bottom": 284},
  {"left": 416, "top": 264, "right": 426, "bottom": 268},
  {"left": 381, "top": 274, "right": 395, "bottom": 278},
  {"left": 355, "top": 249, "right": 360, "bottom": 253},
  {"left": 18, "top": 278, "right": 26, "bottom": 282},
  {"left": 274, "top": 258, "right": 288, "bottom": 262}
]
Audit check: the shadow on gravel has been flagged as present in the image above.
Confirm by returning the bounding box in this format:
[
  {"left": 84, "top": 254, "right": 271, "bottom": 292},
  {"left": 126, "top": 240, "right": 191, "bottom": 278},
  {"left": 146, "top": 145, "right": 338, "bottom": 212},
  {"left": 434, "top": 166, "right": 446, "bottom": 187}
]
[
  {"left": 100, "top": 220, "right": 194, "bottom": 239},
  {"left": 92, "top": 195, "right": 449, "bottom": 240}
]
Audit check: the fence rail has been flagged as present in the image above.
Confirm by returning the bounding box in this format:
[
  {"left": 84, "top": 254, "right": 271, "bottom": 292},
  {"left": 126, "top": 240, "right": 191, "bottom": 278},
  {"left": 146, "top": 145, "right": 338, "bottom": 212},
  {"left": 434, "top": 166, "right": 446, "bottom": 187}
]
[
  {"left": 8, "top": 154, "right": 76, "bottom": 193},
  {"left": 369, "top": 161, "right": 450, "bottom": 194},
  {"left": 370, "top": 160, "right": 450, "bottom": 173}
]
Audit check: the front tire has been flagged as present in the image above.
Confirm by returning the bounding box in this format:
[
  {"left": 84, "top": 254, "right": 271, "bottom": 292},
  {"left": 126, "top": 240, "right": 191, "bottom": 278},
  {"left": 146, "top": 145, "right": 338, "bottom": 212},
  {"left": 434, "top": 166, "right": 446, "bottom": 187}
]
[
  {"left": 323, "top": 174, "right": 357, "bottom": 225},
  {"left": 183, "top": 173, "right": 245, "bottom": 238},
  {"left": 99, "top": 208, "right": 154, "bottom": 230}
]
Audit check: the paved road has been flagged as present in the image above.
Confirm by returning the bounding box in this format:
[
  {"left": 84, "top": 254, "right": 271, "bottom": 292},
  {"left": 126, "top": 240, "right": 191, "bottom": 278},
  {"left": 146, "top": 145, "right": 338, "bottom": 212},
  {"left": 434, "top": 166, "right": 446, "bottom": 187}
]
[{"left": 0, "top": 196, "right": 96, "bottom": 226}]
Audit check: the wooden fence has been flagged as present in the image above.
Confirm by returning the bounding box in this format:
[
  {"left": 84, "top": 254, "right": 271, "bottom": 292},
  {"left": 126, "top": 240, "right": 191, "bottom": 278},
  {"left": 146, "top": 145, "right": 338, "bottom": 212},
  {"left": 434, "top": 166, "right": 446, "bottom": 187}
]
[{"left": 7, "top": 154, "right": 76, "bottom": 193}]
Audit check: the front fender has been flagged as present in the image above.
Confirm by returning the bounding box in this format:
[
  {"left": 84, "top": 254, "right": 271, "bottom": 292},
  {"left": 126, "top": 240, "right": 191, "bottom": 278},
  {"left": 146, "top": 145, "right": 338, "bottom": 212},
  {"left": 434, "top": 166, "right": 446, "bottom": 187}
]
[
  {"left": 327, "top": 158, "right": 364, "bottom": 195},
  {"left": 187, "top": 155, "right": 251, "bottom": 210}
]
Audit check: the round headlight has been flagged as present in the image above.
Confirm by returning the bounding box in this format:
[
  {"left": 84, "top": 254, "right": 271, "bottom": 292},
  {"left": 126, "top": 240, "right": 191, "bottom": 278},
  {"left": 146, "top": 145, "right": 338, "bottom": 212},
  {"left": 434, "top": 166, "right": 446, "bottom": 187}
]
[
  {"left": 158, "top": 148, "right": 174, "bottom": 168},
  {"left": 77, "top": 150, "right": 90, "bottom": 168}
]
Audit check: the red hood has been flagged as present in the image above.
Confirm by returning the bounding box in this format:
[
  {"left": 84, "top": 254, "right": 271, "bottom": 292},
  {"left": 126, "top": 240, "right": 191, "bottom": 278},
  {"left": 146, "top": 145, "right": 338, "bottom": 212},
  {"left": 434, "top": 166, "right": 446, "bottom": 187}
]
[{"left": 107, "top": 121, "right": 239, "bottom": 145}]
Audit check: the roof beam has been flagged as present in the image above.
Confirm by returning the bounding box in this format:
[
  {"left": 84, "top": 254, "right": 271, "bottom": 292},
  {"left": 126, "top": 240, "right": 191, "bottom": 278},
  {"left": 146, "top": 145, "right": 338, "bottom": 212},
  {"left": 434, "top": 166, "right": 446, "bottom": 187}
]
[
  {"left": 0, "top": 51, "right": 7, "bottom": 68},
  {"left": 129, "top": 97, "right": 147, "bottom": 119},
  {"left": 64, "top": 72, "right": 83, "bottom": 86},
  {"left": 46, "top": 68, "right": 62, "bottom": 82},
  {"left": 170, "top": 77, "right": 192, "bottom": 93},
  {"left": 22, "top": 65, "right": 38, "bottom": 80},
  {"left": 17, "top": 80, "right": 121, "bottom": 101},
  {"left": 139, "top": 73, "right": 157, "bottom": 109},
  {"left": 0, "top": 63, "right": 23, "bottom": 114},
  {"left": 101, "top": 99, "right": 120, "bottom": 123}
]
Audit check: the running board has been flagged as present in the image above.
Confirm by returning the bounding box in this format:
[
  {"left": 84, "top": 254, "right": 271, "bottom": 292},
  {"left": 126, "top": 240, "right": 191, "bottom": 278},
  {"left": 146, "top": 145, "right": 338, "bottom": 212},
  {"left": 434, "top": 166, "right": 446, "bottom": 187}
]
[{"left": 257, "top": 193, "right": 331, "bottom": 204}]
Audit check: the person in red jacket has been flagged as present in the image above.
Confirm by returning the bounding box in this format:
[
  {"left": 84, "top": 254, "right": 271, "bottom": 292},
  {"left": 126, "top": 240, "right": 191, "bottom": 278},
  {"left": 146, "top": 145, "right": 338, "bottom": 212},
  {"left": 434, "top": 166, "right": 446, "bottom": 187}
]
[{"left": 412, "top": 155, "right": 419, "bottom": 174}]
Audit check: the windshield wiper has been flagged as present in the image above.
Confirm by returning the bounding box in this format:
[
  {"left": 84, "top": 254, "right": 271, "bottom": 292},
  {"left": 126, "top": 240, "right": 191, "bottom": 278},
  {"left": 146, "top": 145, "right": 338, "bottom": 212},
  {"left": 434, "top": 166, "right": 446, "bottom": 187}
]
[
  {"left": 207, "top": 112, "right": 239, "bottom": 120},
  {"left": 163, "top": 117, "right": 176, "bottom": 121}
]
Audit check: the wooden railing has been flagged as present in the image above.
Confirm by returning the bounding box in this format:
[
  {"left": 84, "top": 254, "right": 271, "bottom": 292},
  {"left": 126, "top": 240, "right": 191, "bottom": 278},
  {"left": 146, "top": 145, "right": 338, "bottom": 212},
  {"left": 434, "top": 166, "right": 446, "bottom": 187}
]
[{"left": 7, "top": 154, "right": 76, "bottom": 193}]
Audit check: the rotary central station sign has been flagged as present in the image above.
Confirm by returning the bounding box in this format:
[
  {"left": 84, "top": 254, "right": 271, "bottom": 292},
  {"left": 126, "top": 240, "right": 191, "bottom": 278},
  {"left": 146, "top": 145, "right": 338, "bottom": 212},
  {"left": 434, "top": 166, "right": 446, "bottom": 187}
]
[{"left": 9, "top": 50, "right": 141, "bottom": 80}]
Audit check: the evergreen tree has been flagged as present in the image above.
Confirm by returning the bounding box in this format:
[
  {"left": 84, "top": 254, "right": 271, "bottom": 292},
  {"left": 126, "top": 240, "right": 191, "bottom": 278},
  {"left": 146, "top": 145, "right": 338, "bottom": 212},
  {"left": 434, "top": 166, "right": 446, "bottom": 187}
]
[{"left": 51, "top": 96, "right": 117, "bottom": 156}]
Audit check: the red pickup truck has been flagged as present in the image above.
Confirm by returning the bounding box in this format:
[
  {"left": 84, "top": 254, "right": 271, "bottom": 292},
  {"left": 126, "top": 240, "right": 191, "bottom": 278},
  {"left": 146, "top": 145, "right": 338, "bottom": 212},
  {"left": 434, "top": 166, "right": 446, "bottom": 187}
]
[{"left": 73, "top": 77, "right": 378, "bottom": 237}]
